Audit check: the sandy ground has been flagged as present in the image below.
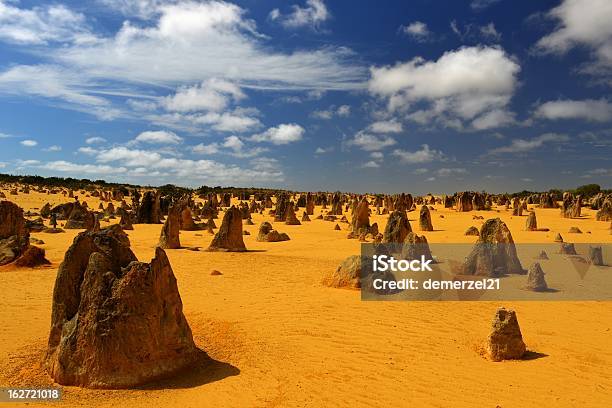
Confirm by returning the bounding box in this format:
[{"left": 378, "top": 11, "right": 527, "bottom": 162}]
[{"left": 1, "top": 188, "right": 611, "bottom": 407}]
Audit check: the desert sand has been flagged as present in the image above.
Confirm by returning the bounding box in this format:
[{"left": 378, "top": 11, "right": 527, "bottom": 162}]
[{"left": 1, "top": 188, "right": 611, "bottom": 407}]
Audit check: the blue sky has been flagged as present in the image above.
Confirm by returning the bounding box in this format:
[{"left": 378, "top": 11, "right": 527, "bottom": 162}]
[{"left": 0, "top": 0, "right": 611, "bottom": 194}]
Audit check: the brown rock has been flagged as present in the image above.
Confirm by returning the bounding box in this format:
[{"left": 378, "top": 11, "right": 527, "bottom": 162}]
[
  {"left": 568, "top": 226, "right": 582, "bottom": 234},
  {"left": 554, "top": 233, "right": 563, "bottom": 243},
  {"left": 419, "top": 205, "right": 433, "bottom": 231},
  {"left": 158, "top": 204, "right": 181, "bottom": 249},
  {"left": 14, "top": 245, "right": 50, "bottom": 267},
  {"left": 589, "top": 246, "right": 604, "bottom": 266},
  {"left": 322, "top": 255, "right": 361, "bottom": 289},
  {"left": 524, "top": 263, "right": 548, "bottom": 291},
  {"left": 44, "top": 227, "right": 197, "bottom": 388},
  {"left": 462, "top": 218, "right": 524, "bottom": 277},
  {"left": 525, "top": 211, "right": 537, "bottom": 231},
  {"left": 284, "top": 202, "right": 301, "bottom": 225},
  {"left": 486, "top": 308, "right": 526, "bottom": 361},
  {"left": 256, "top": 222, "right": 289, "bottom": 242},
  {"left": 207, "top": 206, "right": 246, "bottom": 252},
  {"left": 382, "top": 211, "right": 412, "bottom": 243},
  {"left": 349, "top": 198, "right": 370, "bottom": 237},
  {"left": 464, "top": 226, "right": 479, "bottom": 236}
]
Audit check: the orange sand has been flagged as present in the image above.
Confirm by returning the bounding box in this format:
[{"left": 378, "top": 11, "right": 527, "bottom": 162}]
[{"left": 1, "top": 188, "right": 611, "bottom": 407}]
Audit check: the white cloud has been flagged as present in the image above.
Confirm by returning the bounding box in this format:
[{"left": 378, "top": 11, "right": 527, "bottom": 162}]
[
  {"left": 311, "top": 104, "right": 351, "bottom": 120},
  {"left": 53, "top": 1, "right": 361, "bottom": 91},
  {"left": 535, "top": 0, "right": 612, "bottom": 83},
  {"left": 0, "top": 0, "right": 92, "bottom": 45},
  {"left": 192, "top": 142, "right": 220, "bottom": 155},
  {"left": 132, "top": 130, "right": 183, "bottom": 144},
  {"left": 471, "top": 109, "right": 515, "bottom": 130},
  {"left": 0, "top": 65, "right": 120, "bottom": 120},
  {"left": 488, "top": 133, "right": 569, "bottom": 154},
  {"left": 370, "top": 151, "right": 384, "bottom": 160},
  {"left": 368, "top": 46, "right": 520, "bottom": 129},
  {"left": 315, "top": 146, "right": 333, "bottom": 154},
  {"left": 162, "top": 78, "right": 245, "bottom": 112},
  {"left": 78, "top": 146, "right": 98, "bottom": 155},
  {"left": 391, "top": 144, "right": 445, "bottom": 164},
  {"left": 192, "top": 136, "right": 267, "bottom": 158},
  {"left": 85, "top": 136, "right": 107, "bottom": 144},
  {"left": 535, "top": 98, "right": 612, "bottom": 122},
  {"left": 20, "top": 139, "right": 38, "bottom": 147},
  {"left": 413, "top": 168, "right": 428, "bottom": 174},
  {"left": 43, "top": 145, "right": 62, "bottom": 152},
  {"left": 148, "top": 109, "right": 262, "bottom": 133},
  {"left": 368, "top": 120, "right": 403, "bottom": 133},
  {"left": 399, "top": 21, "right": 431, "bottom": 41},
  {"left": 273, "top": 0, "right": 330, "bottom": 30},
  {"left": 250, "top": 123, "right": 304, "bottom": 145},
  {"left": 41, "top": 160, "right": 127, "bottom": 174},
  {"left": 347, "top": 131, "right": 397, "bottom": 151},
  {"left": 337, "top": 105, "right": 350, "bottom": 117},
  {"left": 535, "top": 0, "right": 612, "bottom": 54},
  {"left": 362, "top": 161, "right": 380, "bottom": 168}
]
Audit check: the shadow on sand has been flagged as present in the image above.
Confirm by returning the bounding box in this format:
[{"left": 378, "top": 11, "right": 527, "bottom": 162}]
[
  {"left": 139, "top": 349, "right": 240, "bottom": 390},
  {"left": 522, "top": 350, "right": 548, "bottom": 360}
]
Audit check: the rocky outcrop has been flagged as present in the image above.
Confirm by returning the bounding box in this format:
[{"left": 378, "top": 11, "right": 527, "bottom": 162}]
[
  {"left": 44, "top": 226, "right": 197, "bottom": 388},
  {"left": 524, "top": 263, "right": 548, "bottom": 291},
  {"left": 485, "top": 308, "right": 526, "bottom": 361},
  {"left": 462, "top": 218, "right": 524, "bottom": 277},
  {"left": 256, "top": 222, "right": 290, "bottom": 242},
  {"left": 207, "top": 206, "right": 246, "bottom": 252},
  {"left": 419, "top": 205, "right": 433, "bottom": 231},
  {"left": 382, "top": 211, "right": 412, "bottom": 243},
  {"left": 136, "top": 191, "right": 162, "bottom": 224},
  {"left": 158, "top": 204, "right": 181, "bottom": 249}
]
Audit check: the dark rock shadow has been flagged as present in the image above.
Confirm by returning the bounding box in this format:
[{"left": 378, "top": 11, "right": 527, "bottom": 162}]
[
  {"left": 522, "top": 351, "right": 548, "bottom": 360},
  {"left": 139, "top": 349, "right": 240, "bottom": 390}
]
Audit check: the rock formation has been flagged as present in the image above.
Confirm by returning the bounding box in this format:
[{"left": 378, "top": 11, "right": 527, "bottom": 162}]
[
  {"left": 119, "top": 209, "right": 133, "bottom": 230},
  {"left": 589, "top": 246, "right": 604, "bottom": 266},
  {"left": 596, "top": 198, "right": 612, "bottom": 221},
  {"left": 525, "top": 211, "right": 537, "bottom": 231},
  {"left": 462, "top": 218, "right": 524, "bottom": 277},
  {"left": 382, "top": 211, "right": 412, "bottom": 243},
  {"left": 464, "top": 226, "right": 479, "bottom": 236},
  {"left": 256, "top": 222, "right": 290, "bottom": 242},
  {"left": 14, "top": 245, "right": 50, "bottom": 267},
  {"left": 322, "top": 255, "right": 362, "bottom": 288},
  {"left": 348, "top": 198, "right": 370, "bottom": 238},
  {"left": 136, "top": 191, "right": 162, "bottom": 224},
  {"left": 0, "top": 200, "right": 30, "bottom": 266},
  {"left": 285, "top": 202, "right": 301, "bottom": 225},
  {"left": 419, "top": 205, "right": 433, "bottom": 231},
  {"left": 44, "top": 226, "right": 197, "bottom": 387},
  {"left": 524, "top": 263, "right": 548, "bottom": 291},
  {"left": 485, "top": 308, "right": 526, "bottom": 361},
  {"left": 207, "top": 206, "right": 246, "bottom": 252},
  {"left": 158, "top": 204, "right": 181, "bottom": 249},
  {"left": 401, "top": 232, "right": 433, "bottom": 262}
]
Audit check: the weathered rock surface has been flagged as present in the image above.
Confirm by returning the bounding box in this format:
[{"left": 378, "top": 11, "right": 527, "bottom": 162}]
[
  {"left": 486, "top": 308, "right": 526, "bottom": 361},
  {"left": 207, "top": 206, "right": 246, "bottom": 252},
  {"left": 44, "top": 227, "right": 197, "bottom": 388}
]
